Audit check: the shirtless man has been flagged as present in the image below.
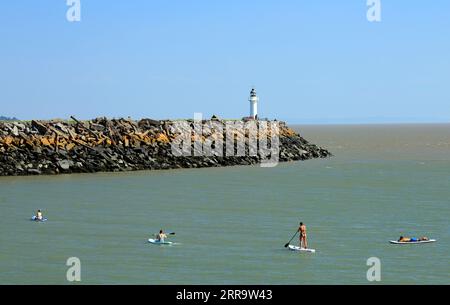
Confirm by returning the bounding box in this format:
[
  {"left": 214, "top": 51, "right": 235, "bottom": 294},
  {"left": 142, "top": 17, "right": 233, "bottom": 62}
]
[{"left": 299, "top": 222, "right": 308, "bottom": 249}]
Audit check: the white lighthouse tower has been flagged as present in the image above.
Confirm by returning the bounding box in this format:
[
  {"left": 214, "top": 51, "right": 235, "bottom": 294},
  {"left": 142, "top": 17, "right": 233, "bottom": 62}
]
[{"left": 249, "top": 88, "right": 259, "bottom": 119}]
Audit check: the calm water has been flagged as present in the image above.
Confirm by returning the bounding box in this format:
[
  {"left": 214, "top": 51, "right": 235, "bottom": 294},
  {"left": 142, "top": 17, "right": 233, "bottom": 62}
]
[{"left": 0, "top": 124, "right": 449, "bottom": 284}]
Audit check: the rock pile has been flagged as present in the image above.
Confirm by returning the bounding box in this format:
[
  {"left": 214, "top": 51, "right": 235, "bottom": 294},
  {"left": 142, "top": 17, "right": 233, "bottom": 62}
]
[{"left": 0, "top": 117, "right": 331, "bottom": 176}]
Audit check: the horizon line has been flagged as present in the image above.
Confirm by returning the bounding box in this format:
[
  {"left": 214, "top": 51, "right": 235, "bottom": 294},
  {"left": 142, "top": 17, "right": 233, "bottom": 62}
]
[{"left": 1, "top": 116, "right": 449, "bottom": 126}]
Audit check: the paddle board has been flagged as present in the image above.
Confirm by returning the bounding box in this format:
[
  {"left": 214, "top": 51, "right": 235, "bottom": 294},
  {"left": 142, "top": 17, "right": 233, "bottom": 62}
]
[
  {"left": 288, "top": 245, "right": 316, "bottom": 253},
  {"left": 31, "top": 216, "right": 48, "bottom": 222},
  {"left": 148, "top": 238, "right": 173, "bottom": 245},
  {"left": 389, "top": 239, "right": 436, "bottom": 245}
]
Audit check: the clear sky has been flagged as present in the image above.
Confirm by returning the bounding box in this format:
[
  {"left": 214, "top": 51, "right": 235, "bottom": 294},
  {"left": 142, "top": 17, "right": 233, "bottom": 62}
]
[{"left": 0, "top": 0, "right": 449, "bottom": 123}]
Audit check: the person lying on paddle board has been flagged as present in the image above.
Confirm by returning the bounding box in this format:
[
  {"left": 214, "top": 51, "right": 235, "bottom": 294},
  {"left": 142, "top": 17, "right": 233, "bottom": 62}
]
[
  {"left": 398, "top": 236, "right": 429, "bottom": 242},
  {"left": 35, "top": 209, "right": 43, "bottom": 221},
  {"left": 155, "top": 230, "right": 168, "bottom": 242},
  {"left": 299, "top": 222, "right": 308, "bottom": 249}
]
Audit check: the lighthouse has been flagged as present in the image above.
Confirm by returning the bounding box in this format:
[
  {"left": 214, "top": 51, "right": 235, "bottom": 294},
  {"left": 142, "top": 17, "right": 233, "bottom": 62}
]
[{"left": 249, "top": 88, "right": 259, "bottom": 119}]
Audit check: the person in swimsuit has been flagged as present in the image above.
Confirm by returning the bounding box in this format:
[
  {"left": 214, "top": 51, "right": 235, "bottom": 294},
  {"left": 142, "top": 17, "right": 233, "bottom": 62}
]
[
  {"left": 299, "top": 222, "right": 308, "bottom": 249},
  {"left": 398, "top": 236, "right": 429, "bottom": 242},
  {"left": 155, "top": 230, "right": 167, "bottom": 242},
  {"left": 398, "top": 236, "right": 412, "bottom": 242},
  {"left": 36, "top": 209, "right": 43, "bottom": 221}
]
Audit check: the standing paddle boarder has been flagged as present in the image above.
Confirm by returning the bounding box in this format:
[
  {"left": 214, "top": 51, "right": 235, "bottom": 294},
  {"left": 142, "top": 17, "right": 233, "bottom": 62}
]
[{"left": 299, "top": 222, "right": 308, "bottom": 249}]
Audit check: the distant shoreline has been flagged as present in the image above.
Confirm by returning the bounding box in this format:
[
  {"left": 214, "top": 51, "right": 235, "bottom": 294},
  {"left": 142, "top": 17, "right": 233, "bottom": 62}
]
[{"left": 0, "top": 116, "right": 19, "bottom": 122}]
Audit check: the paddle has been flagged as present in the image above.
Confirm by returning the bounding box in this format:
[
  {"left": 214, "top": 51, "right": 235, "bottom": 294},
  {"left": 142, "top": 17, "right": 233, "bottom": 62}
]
[
  {"left": 154, "top": 232, "right": 176, "bottom": 237},
  {"left": 284, "top": 230, "right": 299, "bottom": 248}
]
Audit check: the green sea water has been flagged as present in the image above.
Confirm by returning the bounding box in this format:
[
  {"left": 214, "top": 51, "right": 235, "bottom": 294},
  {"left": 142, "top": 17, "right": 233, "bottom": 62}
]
[{"left": 0, "top": 124, "right": 449, "bottom": 284}]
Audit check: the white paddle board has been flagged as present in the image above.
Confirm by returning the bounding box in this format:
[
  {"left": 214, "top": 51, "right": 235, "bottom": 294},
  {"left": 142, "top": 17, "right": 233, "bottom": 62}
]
[
  {"left": 148, "top": 238, "right": 173, "bottom": 245},
  {"left": 288, "top": 245, "right": 316, "bottom": 253},
  {"left": 389, "top": 239, "right": 436, "bottom": 245},
  {"left": 31, "top": 216, "right": 48, "bottom": 222}
]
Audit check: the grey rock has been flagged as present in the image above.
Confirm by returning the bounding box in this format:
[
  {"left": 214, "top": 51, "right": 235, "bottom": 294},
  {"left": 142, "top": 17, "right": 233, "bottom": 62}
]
[
  {"left": 57, "top": 160, "right": 71, "bottom": 170},
  {"left": 12, "top": 126, "right": 19, "bottom": 136},
  {"left": 27, "top": 169, "right": 42, "bottom": 175}
]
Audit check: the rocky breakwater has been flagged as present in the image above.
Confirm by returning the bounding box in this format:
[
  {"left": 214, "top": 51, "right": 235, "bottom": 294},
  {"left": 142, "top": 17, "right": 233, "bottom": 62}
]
[{"left": 0, "top": 117, "right": 331, "bottom": 176}]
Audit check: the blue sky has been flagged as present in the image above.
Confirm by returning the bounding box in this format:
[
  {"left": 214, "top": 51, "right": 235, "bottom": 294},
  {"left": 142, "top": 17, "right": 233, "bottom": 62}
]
[{"left": 0, "top": 0, "right": 449, "bottom": 123}]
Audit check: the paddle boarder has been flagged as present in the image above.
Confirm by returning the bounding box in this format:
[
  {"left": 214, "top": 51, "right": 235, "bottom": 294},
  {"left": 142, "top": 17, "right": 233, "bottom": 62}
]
[
  {"left": 398, "top": 236, "right": 429, "bottom": 242},
  {"left": 36, "top": 209, "right": 43, "bottom": 221},
  {"left": 155, "top": 230, "right": 168, "bottom": 242},
  {"left": 299, "top": 222, "right": 308, "bottom": 249}
]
